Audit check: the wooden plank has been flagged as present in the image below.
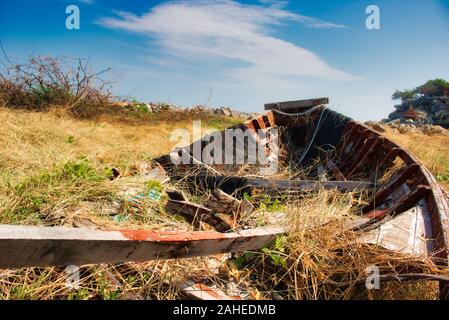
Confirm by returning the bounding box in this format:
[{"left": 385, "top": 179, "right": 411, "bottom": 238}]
[
  {"left": 206, "top": 189, "right": 240, "bottom": 215},
  {"left": 378, "top": 147, "right": 415, "bottom": 169},
  {"left": 166, "top": 188, "right": 188, "bottom": 201},
  {"left": 0, "top": 225, "right": 285, "bottom": 268},
  {"left": 174, "top": 175, "right": 375, "bottom": 196},
  {"left": 165, "top": 200, "right": 233, "bottom": 232},
  {"left": 354, "top": 185, "right": 432, "bottom": 232},
  {"left": 346, "top": 137, "right": 383, "bottom": 178},
  {"left": 347, "top": 121, "right": 449, "bottom": 266},
  {"left": 205, "top": 189, "right": 253, "bottom": 218},
  {"left": 264, "top": 98, "right": 329, "bottom": 111},
  {"left": 360, "top": 201, "right": 433, "bottom": 257},
  {"left": 362, "top": 164, "right": 422, "bottom": 214},
  {"left": 245, "top": 178, "right": 375, "bottom": 193},
  {"left": 339, "top": 129, "right": 372, "bottom": 169}
]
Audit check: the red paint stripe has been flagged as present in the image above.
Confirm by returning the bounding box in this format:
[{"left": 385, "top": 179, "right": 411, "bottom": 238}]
[{"left": 118, "top": 229, "right": 228, "bottom": 241}]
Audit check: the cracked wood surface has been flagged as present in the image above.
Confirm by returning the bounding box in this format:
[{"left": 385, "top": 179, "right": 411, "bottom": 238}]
[{"left": 0, "top": 225, "right": 285, "bottom": 268}]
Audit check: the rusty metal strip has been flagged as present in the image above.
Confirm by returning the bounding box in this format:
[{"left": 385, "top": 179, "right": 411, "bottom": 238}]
[{"left": 0, "top": 225, "right": 285, "bottom": 268}]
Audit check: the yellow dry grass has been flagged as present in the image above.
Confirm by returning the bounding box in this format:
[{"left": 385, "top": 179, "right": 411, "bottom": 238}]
[
  {"left": 0, "top": 107, "right": 236, "bottom": 181},
  {"left": 382, "top": 127, "right": 449, "bottom": 191},
  {"left": 225, "top": 189, "right": 446, "bottom": 300}
]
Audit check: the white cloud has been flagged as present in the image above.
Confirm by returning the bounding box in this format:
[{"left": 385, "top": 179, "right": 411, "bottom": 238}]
[{"left": 98, "top": 0, "right": 358, "bottom": 82}]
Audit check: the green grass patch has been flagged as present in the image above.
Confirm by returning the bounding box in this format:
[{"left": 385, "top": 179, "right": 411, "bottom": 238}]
[
  {"left": 436, "top": 170, "right": 449, "bottom": 182},
  {"left": 0, "top": 158, "right": 115, "bottom": 225},
  {"left": 258, "top": 195, "right": 286, "bottom": 212}
]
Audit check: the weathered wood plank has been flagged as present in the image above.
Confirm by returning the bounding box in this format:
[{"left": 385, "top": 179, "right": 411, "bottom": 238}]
[
  {"left": 174, "top": 175, "right": 375, "bottom": 196},
  {"left": 165, "top": 199, "right": 233, "bottom": 232},
  {"left": 346, "top": 137, "right": 383, "bottom": 178},
  {"left": 166, "top": 188, "right": 188, "bottom": 201},
  {"left": 264, "top": 98, "right": 329, "bottom": 111},
  {"left": 0, "top": 225, "right": 285, "bottom": 268},
  {"left": 362, "top": 164, "right": 421, "bottom": 214},
  {"left": 245, "top": 178, "right": 375, "bottom": 193},
  {"left": 206, "top": 189, "right": 240, "bottom": 213},
  {"left": 205, "top": 189, "right": 254, "bottom": 220},
  {"left": 354, "top": 185, "right": 432, "bottom": 232}
]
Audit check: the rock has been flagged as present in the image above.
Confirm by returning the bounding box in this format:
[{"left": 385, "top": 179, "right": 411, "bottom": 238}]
[
  {"left": 220, "top": 107, "right": 232, "bottom": 117},
  {"left": 229, "top": 110, "right": 241, "bottom": 118},
  {"left": 116, "top": 99, "right": 254, "bottom": 120},
  {"left": 102, "top": 201, "right": 122, "bottom": 216},
  {"left": 145, "top": 103, "right": 154, "bottom": 113},
  {"left": 230, "top": 110, "right": 251, "bottom": 119}
]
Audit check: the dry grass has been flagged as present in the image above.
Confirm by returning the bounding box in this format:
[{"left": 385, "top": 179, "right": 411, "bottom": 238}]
[
  {"left": 382, "top": 127, "right": 449, "bottom": 191},
  {"left": 0, "top": 106, "right": 240, "bottom": 226},
  {"left": 0, "top": 107, "right": 239, "bottom": 181},
  {"left": 0, "top": 257, "right": 231, "bottom": 300},
  {"left": 233, "top": 191, "right": 447, "bottom": 300}
]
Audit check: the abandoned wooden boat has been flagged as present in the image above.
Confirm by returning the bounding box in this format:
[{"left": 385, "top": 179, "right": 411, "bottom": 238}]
[{"left": 0, "top": 98, "right": 448, "bottom": 298}]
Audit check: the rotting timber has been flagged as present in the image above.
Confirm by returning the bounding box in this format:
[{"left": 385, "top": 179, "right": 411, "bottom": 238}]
[{"left": 0, "top": 98, "right": 448, "bottom": 298}]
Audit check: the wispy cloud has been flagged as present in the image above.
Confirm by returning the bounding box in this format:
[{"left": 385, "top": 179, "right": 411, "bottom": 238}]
[
  {"left": 257, "top": 0, "right": 347, "bottom": 28},
  {"left": 98, "top": 0, "right": 358, "bottom": 81},
  {"left": 296, "top": 15, "right": 348, "bottom": 29}
]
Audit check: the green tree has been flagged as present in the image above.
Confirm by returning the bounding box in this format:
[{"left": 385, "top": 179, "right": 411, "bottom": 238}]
[
  {"left": 392, "top": 89, "right": 417, "bottom": 102},
  {"left": 416, "top": 79, "right": 449, "bottom": 97}
]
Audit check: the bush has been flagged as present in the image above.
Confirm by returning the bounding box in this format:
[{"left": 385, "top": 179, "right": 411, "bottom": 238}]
[{"left": 0, "top": 55, "right": 113, "bottom": 117}]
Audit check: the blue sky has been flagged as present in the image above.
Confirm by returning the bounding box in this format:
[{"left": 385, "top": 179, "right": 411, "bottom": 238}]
[{"left": 1, "top": 0, "right": 449, "bottom": 120}]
